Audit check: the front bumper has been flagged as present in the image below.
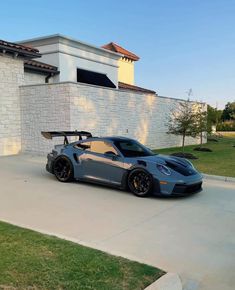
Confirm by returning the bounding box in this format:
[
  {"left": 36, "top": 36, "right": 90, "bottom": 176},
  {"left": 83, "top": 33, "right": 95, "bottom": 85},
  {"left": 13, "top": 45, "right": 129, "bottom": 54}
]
[
  {"left": 171, "top": 181, "right": 202, "bottom": 196},
  {"left": 152, "top": 173, "right": 203, "bottom": 196}
]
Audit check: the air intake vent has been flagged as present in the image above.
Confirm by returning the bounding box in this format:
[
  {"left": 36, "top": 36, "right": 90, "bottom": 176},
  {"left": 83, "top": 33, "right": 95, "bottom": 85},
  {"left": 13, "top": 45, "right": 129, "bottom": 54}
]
[
  {"left": 137, "top": 160, "right": 146, "bottom": 167},
  {"left": 166, "top": 161, "right": 196, "bottom": 176}
]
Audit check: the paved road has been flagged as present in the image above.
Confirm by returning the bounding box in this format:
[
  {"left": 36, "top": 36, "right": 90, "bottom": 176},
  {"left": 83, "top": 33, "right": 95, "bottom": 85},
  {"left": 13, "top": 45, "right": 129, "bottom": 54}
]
[{"left": 0, "top": 154, "right": 234, "bottom": 290}]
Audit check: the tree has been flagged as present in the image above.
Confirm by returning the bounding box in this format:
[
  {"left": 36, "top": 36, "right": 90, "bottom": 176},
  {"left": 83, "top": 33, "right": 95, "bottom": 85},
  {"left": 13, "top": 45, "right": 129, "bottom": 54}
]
[
  {"left": 207, "top": 105, "right": 222, "bottom": 133},
  {"left": 167, "top": 99, "right": 197, "bottom": 152},
  {"left": 221, "top": 101, "right": 235, "bottom": 121},
  {"left": 194, "top": 105, "right": 207, "bottom": 147}
]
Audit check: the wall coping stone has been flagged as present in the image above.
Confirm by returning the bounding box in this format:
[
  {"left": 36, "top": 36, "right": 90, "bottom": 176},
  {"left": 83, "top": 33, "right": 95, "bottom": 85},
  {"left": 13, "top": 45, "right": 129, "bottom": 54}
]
[{"left": 20, "top": 81, "right": 205, "bottom": 104}]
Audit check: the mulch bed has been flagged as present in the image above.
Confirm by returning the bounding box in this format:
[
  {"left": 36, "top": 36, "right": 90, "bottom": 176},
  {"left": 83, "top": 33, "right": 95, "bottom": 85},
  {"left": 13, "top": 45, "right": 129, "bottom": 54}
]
[
  {"left": 193, "top": 147, "right": 213, "bottom": 152},
  {"left": 170, "top": 152, "right": 198, "bottom": 159},
  {"left": 208, "top": 137, "right": 219, "bottom": 142}
]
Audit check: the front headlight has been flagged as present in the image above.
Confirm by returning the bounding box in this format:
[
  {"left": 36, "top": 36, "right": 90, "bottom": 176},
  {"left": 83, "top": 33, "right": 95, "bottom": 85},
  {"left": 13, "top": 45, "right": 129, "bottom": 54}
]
[{"left": 156, "top": 164, "right": 172, "bottom": 176}]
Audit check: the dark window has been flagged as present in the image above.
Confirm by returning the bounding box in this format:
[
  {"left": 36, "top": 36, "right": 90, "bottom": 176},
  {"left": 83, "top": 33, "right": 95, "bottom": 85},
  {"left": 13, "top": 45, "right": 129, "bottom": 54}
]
[
  {"left": 114, "top": 140, "right": 153, "bottom": 157},
  {"left": 77, "top": 68, "right": 116, "bottom": 88}
]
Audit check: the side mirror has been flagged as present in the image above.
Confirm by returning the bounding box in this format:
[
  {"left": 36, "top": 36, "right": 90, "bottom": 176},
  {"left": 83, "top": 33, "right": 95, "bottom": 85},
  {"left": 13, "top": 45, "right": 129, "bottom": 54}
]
[
  {"left": 111, "top": 155, "right": 119, "bottom": 161},
  {"left": 104, "top": 151, "right": 119, "bottom": 160}
]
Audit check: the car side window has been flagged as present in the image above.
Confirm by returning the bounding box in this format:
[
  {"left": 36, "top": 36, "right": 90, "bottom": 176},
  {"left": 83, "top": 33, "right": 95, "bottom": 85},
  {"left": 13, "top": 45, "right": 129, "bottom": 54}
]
[
  {"left": 74, "top": 141, "right": 91, "bottom": 150},
  {"left": 89, "top": 141, "right": 118, "bottom": 155},
  {"left": 118, "top": 142, "right": 142, "bottom": 152}
]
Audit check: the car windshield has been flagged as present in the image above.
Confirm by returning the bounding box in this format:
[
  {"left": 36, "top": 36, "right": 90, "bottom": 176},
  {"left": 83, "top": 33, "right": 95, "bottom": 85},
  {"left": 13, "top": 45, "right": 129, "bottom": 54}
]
[{"left": 114, "top": 140, "right": 154, "bottom": 157}]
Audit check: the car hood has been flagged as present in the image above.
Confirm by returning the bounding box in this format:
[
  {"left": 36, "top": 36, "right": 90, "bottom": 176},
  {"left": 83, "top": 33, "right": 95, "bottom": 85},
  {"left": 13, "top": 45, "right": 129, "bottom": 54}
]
[
  {"left": 137, "top": 154, "right": 198, "bottom": 176},
  {"left": 138, "top": 154, "right": 188, "bottom": 165}
]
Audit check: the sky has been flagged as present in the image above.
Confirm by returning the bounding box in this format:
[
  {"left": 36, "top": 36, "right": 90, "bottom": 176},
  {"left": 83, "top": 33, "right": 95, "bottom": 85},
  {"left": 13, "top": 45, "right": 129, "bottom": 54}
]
[{"left": 1, "top": 0, "right": 235, "bottom": 109}]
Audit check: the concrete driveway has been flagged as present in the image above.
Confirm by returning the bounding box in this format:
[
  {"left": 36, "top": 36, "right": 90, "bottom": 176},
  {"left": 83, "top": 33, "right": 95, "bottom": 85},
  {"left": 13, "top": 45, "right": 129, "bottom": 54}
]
[{"left": 0, "top": 154, "right": 234, "bottom": 290}]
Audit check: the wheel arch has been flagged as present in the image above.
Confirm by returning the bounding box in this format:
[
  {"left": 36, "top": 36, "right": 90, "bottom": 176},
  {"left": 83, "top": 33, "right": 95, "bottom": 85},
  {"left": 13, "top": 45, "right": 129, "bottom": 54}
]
[
  {"left": 121, "top": 165, "right": 151, "bottom": 190},
  {"left": 53, "top": 154, "right": 75, "bottom": 181}
]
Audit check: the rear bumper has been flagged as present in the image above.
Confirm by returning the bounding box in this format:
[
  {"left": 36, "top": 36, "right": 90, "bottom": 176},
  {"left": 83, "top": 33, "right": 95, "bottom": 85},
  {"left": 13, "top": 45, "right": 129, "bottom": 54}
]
[{"left": 46, "top": 153, "right": 55, "bottom": 174}]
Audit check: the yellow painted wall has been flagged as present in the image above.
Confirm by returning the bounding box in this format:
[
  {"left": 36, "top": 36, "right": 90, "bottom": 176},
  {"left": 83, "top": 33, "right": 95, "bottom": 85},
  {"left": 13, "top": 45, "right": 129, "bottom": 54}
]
[{"left": 118, "top": 57, "right": 134, "bottom": 85}]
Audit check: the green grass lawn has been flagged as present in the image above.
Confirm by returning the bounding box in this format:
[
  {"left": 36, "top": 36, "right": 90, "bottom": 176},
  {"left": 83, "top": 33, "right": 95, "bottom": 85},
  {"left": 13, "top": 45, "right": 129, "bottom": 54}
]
[
  {"left": 0, "top": 222, "right": 164, "bottom": 290},
  {"left": 154, "top": 136, "right": 235, "bottom": 177}
]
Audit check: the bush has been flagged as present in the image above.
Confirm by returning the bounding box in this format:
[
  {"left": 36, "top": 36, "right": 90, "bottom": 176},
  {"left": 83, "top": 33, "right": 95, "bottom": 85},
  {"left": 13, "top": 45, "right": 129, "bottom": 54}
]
[{"left": 217, "top": 121, "right": 235, "bottom": 131}]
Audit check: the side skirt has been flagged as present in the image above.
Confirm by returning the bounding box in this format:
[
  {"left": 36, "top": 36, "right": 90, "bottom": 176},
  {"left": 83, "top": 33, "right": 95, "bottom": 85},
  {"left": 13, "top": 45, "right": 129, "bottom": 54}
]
[{"left": 75, "top": 176, "right": 123, "bottom": 190}]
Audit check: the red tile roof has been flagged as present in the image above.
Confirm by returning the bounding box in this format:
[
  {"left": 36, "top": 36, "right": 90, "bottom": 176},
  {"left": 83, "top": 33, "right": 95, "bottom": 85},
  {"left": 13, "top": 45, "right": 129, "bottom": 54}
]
[
  {"left": 0, "top": 39, "right": 40, "bottom": 58},
  {"left": 24, "top": 60, "right": 59, "bottom": 73},
  {"left": 102, "top": 42, "right": 139, "bottom": 61},
  {"left": 118, "top": 82, "right": 156, "bottom": 94}
]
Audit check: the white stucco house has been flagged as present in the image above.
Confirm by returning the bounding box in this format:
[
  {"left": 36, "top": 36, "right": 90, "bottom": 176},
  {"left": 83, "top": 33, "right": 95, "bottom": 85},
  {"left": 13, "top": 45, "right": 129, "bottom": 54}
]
[
  {"left": 20, "top": 34, "right": 121, "bottom": 86},
  {"left": 0, "top": 34, "right": 206, "bottom": 156}
]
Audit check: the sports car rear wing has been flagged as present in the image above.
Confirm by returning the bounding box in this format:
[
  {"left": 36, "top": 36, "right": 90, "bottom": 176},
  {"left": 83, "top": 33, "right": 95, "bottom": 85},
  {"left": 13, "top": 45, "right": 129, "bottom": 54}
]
[{"left": 41, "top": 131, "right": 92, "bottom": 145}]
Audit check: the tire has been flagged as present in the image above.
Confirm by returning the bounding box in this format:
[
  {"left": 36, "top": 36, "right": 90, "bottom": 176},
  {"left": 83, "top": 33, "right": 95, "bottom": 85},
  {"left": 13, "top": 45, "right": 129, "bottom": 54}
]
[
  {"left": 127, "top": 168, "right": 153, "bottom": 197},
  {"left": 53, "top": 156, "right": 74, "bottom": 182}
]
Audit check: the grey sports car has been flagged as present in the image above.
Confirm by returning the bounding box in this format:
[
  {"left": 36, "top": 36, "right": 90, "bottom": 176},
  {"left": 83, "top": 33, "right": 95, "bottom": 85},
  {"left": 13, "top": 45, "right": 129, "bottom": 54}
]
[{"left": 42, "top": 131, "right": 203, "bottom": 197}]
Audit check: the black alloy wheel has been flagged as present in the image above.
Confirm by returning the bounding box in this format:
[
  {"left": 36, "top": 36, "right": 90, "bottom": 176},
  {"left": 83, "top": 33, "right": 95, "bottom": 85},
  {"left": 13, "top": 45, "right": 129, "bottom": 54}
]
[
  {"left": 53, "top": 156, "right": 74, "bottom": 182},
  {"left": 128, "top": 169, "right": 153, "bottom": 197}
]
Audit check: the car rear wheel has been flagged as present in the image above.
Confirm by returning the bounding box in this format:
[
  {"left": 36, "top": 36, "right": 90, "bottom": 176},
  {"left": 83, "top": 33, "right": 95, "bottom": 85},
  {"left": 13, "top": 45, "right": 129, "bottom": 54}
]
[
  {"left": 53, "top": 156, "right": 74, "bottom": 182},
  {"left": 128, "top": 169, "right": 153, "bottom": 197}
]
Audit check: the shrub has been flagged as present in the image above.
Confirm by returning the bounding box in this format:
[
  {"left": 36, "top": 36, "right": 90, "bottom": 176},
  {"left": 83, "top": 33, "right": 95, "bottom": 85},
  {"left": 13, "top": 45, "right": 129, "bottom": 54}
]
[{"left": 217, "top": 121, "right": 235, "bottom": 131}]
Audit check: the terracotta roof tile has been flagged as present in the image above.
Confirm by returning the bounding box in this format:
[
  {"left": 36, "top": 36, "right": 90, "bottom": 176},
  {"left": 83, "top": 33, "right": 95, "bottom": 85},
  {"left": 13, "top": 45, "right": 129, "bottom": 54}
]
[
  {"left": 24, "top": 60, "right": 58, "bottom": 73},
  {"left": 0, "top": 39, "right": 40, "bottom": 57},
  {"left": 102, "top": 42, "right": 139, "bottom": 61},
  {"left": 118, "top": 82, "right": 156, "bottom": 94}
]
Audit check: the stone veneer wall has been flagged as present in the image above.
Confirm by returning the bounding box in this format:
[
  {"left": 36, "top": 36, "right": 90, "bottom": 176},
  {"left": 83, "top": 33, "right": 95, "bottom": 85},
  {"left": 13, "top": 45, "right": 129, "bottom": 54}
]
[
  {"left": 0, "top": 54, "right": 24, "bottom": 156},
  {"left": 70, "top": 83, "right": 206, "bottom": 148},
  {"left": 20, "top": 83, "right": 71, "bottom": 154},
  {"left": 24, "top": 71, "right": 54, "bottom": 85},
  {"left": 24, "top": 71, "right": 47, "bottom": 85},
  {"left": 20, "top": 82, "right": 206, "bottom": 154}
]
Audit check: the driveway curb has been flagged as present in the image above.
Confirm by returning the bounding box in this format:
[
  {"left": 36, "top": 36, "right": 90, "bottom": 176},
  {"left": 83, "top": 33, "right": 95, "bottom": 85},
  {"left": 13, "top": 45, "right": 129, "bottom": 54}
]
[
  {"left": 203, "top": 173, "right": 235, "bottom": 183},
  {"left": 144, "top": 273, "right": 182, "bottom": 290}
]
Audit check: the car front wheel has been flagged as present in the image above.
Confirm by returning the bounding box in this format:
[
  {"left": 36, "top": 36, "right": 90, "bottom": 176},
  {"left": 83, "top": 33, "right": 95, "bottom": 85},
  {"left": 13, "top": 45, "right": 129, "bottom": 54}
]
[
  {"left": 53, "top": 156, "right": 74, "bottom": 182},
  {"left": 128, "top": 169, "right": 153, "bottom": 197}
]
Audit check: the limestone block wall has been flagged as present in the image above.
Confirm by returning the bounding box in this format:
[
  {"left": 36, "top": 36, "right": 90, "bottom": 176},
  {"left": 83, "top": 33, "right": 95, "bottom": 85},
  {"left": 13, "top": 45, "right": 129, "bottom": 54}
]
[
  {"left": 70, "top": 83, "right": 206, "bottom": 148},
  {"left": 0, "top": 54, "right": 24, "bottom": 156},
  {"left": 20, "top": 83, "right": 71, "bottom": 154},
  {"left": 24, "top": 71, "right": 47, "bottom": 85},
  {"left": 20, "top": 82, "right": 206, "bottom": 154}
]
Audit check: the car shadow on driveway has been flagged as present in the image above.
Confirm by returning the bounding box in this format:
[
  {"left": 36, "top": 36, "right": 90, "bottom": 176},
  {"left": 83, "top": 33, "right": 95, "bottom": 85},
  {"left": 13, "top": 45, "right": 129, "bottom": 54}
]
[{"left": 43, "top": 170, "right": 203, "bottom": 201}]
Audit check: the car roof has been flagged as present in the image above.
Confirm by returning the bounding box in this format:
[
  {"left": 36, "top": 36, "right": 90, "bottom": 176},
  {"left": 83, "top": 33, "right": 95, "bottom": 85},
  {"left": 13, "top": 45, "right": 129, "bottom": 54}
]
[
  {"left": 80, "top": 136, "right": 134, "bottom": 142},
  {"left": 102, "top": 136, "right": 134, "bottom": 142}
]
